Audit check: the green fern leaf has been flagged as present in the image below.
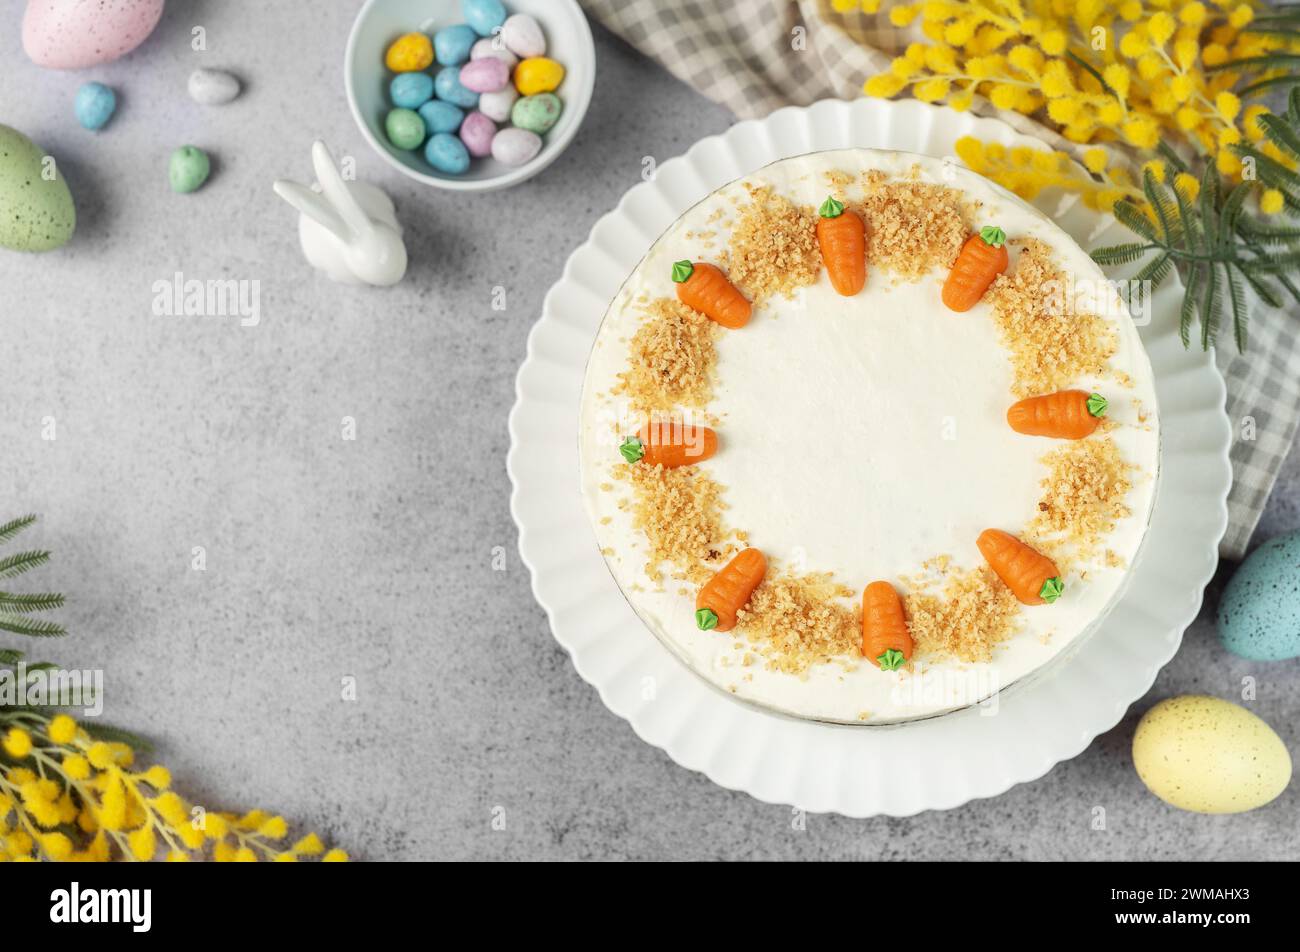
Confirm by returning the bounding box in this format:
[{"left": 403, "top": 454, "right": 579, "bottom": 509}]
[
  {"left": 1134, "top": 252, "right": 1173, "bottom": 290},
  {"left": 1240, "top": 74, "right": 1300, "bottom": 98},
  {"left": 0, "top": 550, "right": 51, "bottom": 581},
  {"left": 1113, "top": 200, "right": 1158, "bottom": 240},
  {"left": 1258, "top": 114, "right": 1300, "bottom": 163},
  {"left": 0, "top": 614, "right": 65, "bottom": 638},
  {"left": 0, "top": 648, "right": 23, "bottom": 665},
  {"left": 81, "top": 722, "right": 153, "bottom": 753},
  {"left": 1200, "top": 262, "right": 1222, "bottom": 349},
  {"left": 0, "top": 516, "right": 37, "bottom": 547},
  {"left": 1226, "top": 265, "right": 1249, "bottom": 352},
  {"left": 1212, "top": 53, "right": 1300, "bottom": 73},
  {"left": 1237, "top": 217, "right": 1300, "bottom": 245},
  {"left": 0, "top": 592, "right": 65, "bottom": 614},
  {"left": 1143, "top": 171, "right": 1182, "bottom": 244},
  {"left": 1091, "top": 242, "right": 1151, "bottom": 265},
  {"left": 1156, "top": 141, "right": 1190, "bottom": 175},
  {"left": 1238, "top": 265, "right": 1284, "bottom": 308},
  {"left": 1181, "top": 264, "right": 1201, "bottom": 348}
]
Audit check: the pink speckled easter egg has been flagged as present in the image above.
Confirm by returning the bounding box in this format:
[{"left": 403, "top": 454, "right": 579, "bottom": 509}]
[
  {"left": 459, "top": 111, "right": 496, "bottom": 158},
  {"left": 459, "top": 57, "right": 509, "bottom": 94},
  {"left": 23, "top": 0, "right": 165, "bottom": 70}
]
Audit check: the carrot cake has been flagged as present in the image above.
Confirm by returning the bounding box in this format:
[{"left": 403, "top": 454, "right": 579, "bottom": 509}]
[{"left": 578, "top": 148, "right": 1160, "bottom": 724}]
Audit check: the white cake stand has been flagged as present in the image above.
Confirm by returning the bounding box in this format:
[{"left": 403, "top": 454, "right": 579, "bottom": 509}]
[{"left": 507, "top": 98, "right": 1231, "bottom": 817}]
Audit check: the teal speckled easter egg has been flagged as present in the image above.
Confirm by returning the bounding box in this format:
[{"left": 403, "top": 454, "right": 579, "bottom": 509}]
[
  {"left": 0, "top": 124, "right": 75, "bottom": 252},
  {"left": 1218, "top": 529, "right": 1300, "bottom": 661}
]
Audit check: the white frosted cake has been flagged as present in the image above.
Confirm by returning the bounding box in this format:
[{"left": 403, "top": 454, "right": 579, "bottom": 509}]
[{"left": 579, "top": 149, "right": 1159, "bottom": 724}]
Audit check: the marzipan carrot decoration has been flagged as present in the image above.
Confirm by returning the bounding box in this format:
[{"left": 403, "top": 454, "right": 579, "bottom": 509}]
[
  {"left": 696, "top": 547, "right": 767, "bottom": 632},
  {"left": 1007, "top": 390, "right": 1108, "bottom": 439},
  {"left": 620, "top": 422, "right": 718, "bottom": 468},
  {"left": 816, "top": 196, "right": 867, "bottom": 296},
  {"left": 861, "top": 581, "right": 913, "bottom": 671},
  {"left": 977, "top": 529, "right": 1063, "bottom": 605},
  {"left": 672, "top": 260, "right": 753, "bottom": 329},
  {"left": 942, "top": 225, "right": 1009, "bottom": 312}
]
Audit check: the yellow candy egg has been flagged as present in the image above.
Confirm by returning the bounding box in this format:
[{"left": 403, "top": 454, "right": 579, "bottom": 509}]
[
  {"left": 385, "top": 33, "right": 433, "bottom": 73},
  {"left": 1133, "top": 695, "right": 1292, "bottom": 814},
  {"left": 514, "top": 57, "right": 565, "bottom": 96}
]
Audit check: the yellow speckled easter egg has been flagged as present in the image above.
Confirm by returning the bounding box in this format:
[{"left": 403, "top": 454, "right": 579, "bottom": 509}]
[
  {"left": 514, "top": 56, "right": 564, "bottom": 96},
  {"left": 385, "top": 32, "right": 433, "bottom": 72},
  {"left": 1133, "top": 695, "right": 1291, "bottom": 814}
]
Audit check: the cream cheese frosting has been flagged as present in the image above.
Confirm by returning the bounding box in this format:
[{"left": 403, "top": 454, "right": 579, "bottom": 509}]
[{"left": 578, "top": 148, "right": 1160, "bottom": 724}]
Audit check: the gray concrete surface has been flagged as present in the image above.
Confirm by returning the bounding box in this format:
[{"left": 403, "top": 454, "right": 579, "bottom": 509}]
[{"left": 2, "top": 2, "right": 1296, "bottom": 861}]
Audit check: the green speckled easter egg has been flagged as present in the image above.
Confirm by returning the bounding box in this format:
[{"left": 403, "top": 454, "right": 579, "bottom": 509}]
[
  {"left": 0, "top": 124, "right": 75, "bottom": 252},
  {"left": 510, "top": 93, "right": 562, "bottom": 135},
  {"left": 169, "top": 145, "right": 211, "bottom": 194}
]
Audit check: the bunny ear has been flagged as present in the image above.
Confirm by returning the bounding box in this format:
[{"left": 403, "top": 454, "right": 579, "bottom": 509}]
[
  {"left": 273, "top": 179, "right": 350, "bottom": 243},
  {"left": 311, "top": 140, "right": 372, "bottom": 238}
]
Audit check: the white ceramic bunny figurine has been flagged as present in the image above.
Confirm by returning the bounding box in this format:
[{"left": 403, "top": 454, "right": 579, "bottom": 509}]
[{"left": 273, "top": 141, "right": 407, "bottom": 287}]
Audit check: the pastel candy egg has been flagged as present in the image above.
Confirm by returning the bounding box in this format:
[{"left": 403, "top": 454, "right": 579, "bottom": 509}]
[
  {"left": 478, "top": 85, "right": 518, "bottom": 123},
  {"left": 188, "top": 67, "right": 241, "bottom": 105},
  {"left": 459, "top": 111, "right": 496, "bottom": 158},
  {"left": 514, "top": 57, "right": 564, "bottom": 96},
  {"left": 385, "top": 108, "right": 426, "bottom": 150},
  {"left": 461, "top": 0, "right": 507, "bottom": 38},
  {"left": 1133, "top": 696, "right": 1291, "bottom": 814},
  {"left": 74, "top": 82, "right": 116, "bottom": 131},
  {"left": 1218, "top": 530, "right": 1300, "bottom": 660},
  {"left": 511, "top": 93, "right": 562, "bottom": 135},
  {"left": 23, "top": 0, "right": 164, "bottom": 69},
  {"left": 425, "top": 133, "right": 470, "bottom": 175},
  {"left": 459, "top": 57, "right": 508, "bottom": 94},
  {"left": 434, "top": 66, "right": 480, "bottom": 109},
  {"left": 169, "top": 145, "right": 211, "bottom": 194},
  {"left": 500, "top": 13, "right": 546, "bottom": 58},
  {"left": 434, "top": 24, "right": 478, "bottom": 66},
  {"left": 390, "top": 72, "right": 435, "bottom": 109},
  {"left": 491, "top": 127, "right": 542, "bottom": 167},
  {"left": 385, "top": 32, "right": 434, "bottom": 72},
  {"left": 418, "top": 99, "right": 465, "bottom": 135},
  {"left": 0, "top": 124, "right": 75, "bottom": 252},
  {"left": 471, "top": 38, "right": 517, "bottom": 69}
]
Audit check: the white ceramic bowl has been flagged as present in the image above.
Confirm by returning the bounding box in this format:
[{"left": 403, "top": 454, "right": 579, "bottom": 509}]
[{"left": 345, "top": 0, "right": 595, "bottom": 192}]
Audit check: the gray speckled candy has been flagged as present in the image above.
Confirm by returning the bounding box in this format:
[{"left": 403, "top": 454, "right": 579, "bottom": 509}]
[
  {"left": 1217, "top": 529, "right": 1300, "bottom": 661},
  {"left": 0, "top": 124, "right": 75, "bottom": 252}
]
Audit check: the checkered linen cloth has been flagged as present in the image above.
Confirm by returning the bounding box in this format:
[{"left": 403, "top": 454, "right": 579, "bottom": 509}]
[{"left": 581, "top": 0, "right": 1300, "bottom": 559}]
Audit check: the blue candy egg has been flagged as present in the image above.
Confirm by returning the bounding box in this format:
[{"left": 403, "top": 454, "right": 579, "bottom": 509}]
[
  {"left": 434, "top": 66, "right": 480, "bottom": 108},
  {"left": 434, "top": 24, "right": 478, "bottom": 66},
  {"left": 461, "top": 0, "right": 507, "bottom": 37},
  {"left": 390, "top": 71, "right": 434, "bottom": 109},
  {"left": 1218, "top": 529, "right": 1300, "bottom": 661},
  {"left": 418, "top": 99, "right": 465, "bottom": 135},
  {"left": 424, "top": 133, "right": 470, "bottom": 175},
  {"left": 74, "top": 82, "right": 117, "bottom": 131}
]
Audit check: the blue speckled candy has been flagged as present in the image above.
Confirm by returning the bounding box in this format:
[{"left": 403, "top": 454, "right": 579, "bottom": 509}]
[
  {"left": 390, "top": 71, "right": 434, "bottom": 109},
  {"left": 418, "top": 99, "right": 465, "bottom": 135},
  {"left": 424, "top": 132, "right": 470, "bottom": 175},
  {"left": 434, "top": 24, "right": 478, "bottom": 66},
  {"left": 461, "top": 0, "right": 507, "bottom": 37},
  {"left": 434, "top": 66, "right": 479, "bottom": 108},
  {"left": 1218, "top": 529, "right": 1300, "bottom": 661},
  {"left": 75, "top": 82, "right": 117, "bottom": 130}
]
